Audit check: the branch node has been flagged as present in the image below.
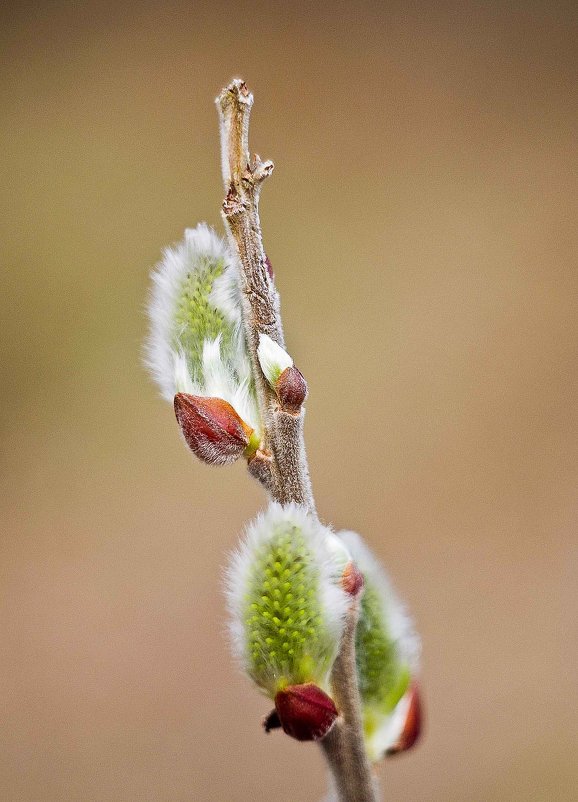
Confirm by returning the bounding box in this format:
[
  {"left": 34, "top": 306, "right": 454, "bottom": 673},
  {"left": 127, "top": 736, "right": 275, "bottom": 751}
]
[
  {"left": 253, "top": 156, "right": 275, "bottom": 183},
  {"left": 216, "top": 78, "right": 253, "bottom": 110},
  {"left": 247, "top": 449, "right": 276, "bottom": 493}
]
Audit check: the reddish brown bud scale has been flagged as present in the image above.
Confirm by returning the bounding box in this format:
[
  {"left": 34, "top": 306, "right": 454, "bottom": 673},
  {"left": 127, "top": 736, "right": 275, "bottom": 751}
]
[
  {"left": 274, "top": 683, "right": 338, "bottom": 742},
  {"left": 264, "top": 254, "right": 274, "bottom": 280},
  {"left": 386, "top": 684, "right": 422, "bottom": 756},
  {"left": 341, "top": 561, "right": 364, "bottom": 597},
  {"left": 174, "top": 393, "right": 253, "bottom": 466},
  {"left": 247, "top": 449, "right": 275, "bottom": 491},
  {"left": 276, "top": 366, "right": 308, "bottom": 414},
  {"left": 262, "top": 709, "right": 281, "bottom": 733}
]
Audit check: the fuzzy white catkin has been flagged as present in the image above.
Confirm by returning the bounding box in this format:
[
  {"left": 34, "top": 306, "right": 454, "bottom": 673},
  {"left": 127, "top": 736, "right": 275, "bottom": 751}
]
[
  {"left": 145, "top": 223, "right": 260, "bottom": 432},
  {"left": 225, "top": 503, "right": 350, "bottom": 696},
  {"left": 340, "top": 530, "right": 421, "bottom": 760}
]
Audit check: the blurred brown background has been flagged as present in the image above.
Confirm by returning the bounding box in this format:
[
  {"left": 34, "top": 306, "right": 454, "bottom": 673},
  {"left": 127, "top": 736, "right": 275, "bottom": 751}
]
[{"left": 1, "top": 1, "right": 576, "bottom": 800}]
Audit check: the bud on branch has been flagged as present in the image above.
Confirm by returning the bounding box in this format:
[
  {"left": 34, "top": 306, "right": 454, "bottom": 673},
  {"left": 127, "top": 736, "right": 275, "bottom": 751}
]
[
  {"left": 174, "top": 393, "right": 258, "bottom": 465},
  {"left": 257, "top": 333, "right": 308, "bottom": 413},
  {"left": 274, "top": 683, "right": 338, "bottom": 742}
]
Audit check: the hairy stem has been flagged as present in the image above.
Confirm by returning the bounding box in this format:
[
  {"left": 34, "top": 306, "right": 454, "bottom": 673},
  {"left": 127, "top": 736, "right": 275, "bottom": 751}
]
[
  {"left": 321, "top": 597, "right": 378, "bottom": 802},
  {"left": 216, "top": 78, "right": 375, "bottom": 802},
  {"left": 216, "top": 79, "right": 314, "bottom": 512}
]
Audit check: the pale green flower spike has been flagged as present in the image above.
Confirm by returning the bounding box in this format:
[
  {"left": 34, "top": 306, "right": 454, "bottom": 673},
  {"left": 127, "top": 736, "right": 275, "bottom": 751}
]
[
  {"left": 226, "top": 503, "right": 349, "bottom": 698},
  {"left": 146, "top": 223, "right": 259, "bottom": 432},
  {"left": 172, "top": 247, "right": 233, "bottom": 371},
  {"left": 340, "top": 531, "right": 421, "bottom": 761}
]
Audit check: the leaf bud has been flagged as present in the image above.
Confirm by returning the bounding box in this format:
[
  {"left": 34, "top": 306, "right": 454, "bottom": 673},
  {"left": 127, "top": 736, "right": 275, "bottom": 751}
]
[
  {"left": 341, "top": 561, "right": 365, "bottom": 597},
  {"left": 276, "top": 366, "right": 308, "bottom": 414}
]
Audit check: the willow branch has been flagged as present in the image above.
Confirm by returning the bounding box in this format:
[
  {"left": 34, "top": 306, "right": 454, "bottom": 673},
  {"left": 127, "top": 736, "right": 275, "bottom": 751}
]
[
  {"left": 216, "top": 78, "right": 376, "bottom": 802},
  {"left": 216, "top": 79, "right": 314, "bottom": 512}
]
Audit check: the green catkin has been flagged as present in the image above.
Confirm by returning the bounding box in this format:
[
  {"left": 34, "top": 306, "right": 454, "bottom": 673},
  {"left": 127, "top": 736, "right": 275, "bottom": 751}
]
[
  {"left": 356, "top": 584, "right": 410, "bottom": 717},
  {"left": 355, "top": 580, "right": 413, "bottom": 746},
  {"left": 338, "top": 529, "right": 419, "bottom": 752},
  {"left": 242, "top": 523, "right": 335, "bottom": 694}
]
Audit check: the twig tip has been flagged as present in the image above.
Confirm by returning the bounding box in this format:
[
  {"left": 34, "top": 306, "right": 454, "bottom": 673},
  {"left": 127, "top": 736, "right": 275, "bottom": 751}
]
[{"left": 216, "top": 78, "right": 254, "bottom": 109}]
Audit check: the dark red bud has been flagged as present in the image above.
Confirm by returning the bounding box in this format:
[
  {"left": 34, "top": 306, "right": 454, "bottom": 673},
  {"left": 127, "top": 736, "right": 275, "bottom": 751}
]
[
  {"left": 264, "top": 254, "right": 274, "bottom": 280},
  {"left": 174, "top": 393, "right": 253, "bottom": 466},
  {"left": 341, "top": 561, "right": 364, "bottom": 596},
  {"left": 274, "top": 683, "right": 338, "bottom": 742},
  {"left": 276, "top": 366, "right": 308, "bottom": 414},
  {"left": 386, "top": 683, "right": 422, "bottom": 756}
]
